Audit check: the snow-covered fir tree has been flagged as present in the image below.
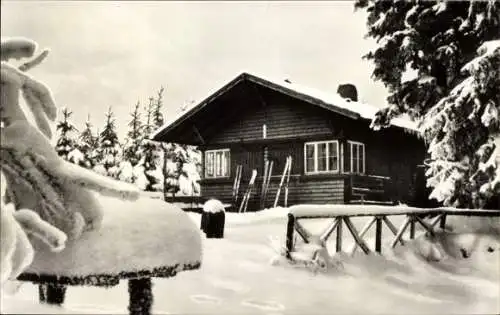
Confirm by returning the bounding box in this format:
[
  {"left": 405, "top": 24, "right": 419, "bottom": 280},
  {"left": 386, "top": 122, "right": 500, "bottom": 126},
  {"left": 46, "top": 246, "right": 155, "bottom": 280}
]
[
  {"left": 356, "top": 0, "right": 500, "bottom": 208},
  {"left": 95, "top": 107, "right": 122, "bottom": 178},
  {"left": 137, "top": 96, "right": 163, "bottom": 192},
  {"left": 143, "top": 97, "right": 155, "bottom": 139},
  {"left": 74, "top": 115, "right": 99, "bottom": 169},
  {"left": 151, "top": 86, "right": 201, "bottom": 196},
  {"left": 151, "top": 86, "right": 178, "bottom": 195},
  {"left": 55, "top": 107, "right": 78, "bottom": 161},
  {"left": 123, "top": 101, "right": 144, "bottom": 167},
  {"left": 152, "top": 86, "right": 165, "bottom": 128},
  {"left": 118, "top": 102, "right": 145, "bottom": 184}
]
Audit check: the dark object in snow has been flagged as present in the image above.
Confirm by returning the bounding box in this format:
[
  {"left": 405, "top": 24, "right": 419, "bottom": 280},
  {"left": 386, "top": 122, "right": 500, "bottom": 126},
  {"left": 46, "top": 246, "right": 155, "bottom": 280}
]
[
  {"left": 128, "top": 278, "right": 153, "bottom": 315},
  {"left": 205, "top": 211, "right": 225, "bottom": 238},
  {"left": 337, "top": 83, "right": 358, "bottom": 102},
  {"left": 460, "top": 248, "right": 469, "bottom": 258},
  {"left": 38, "top": 283, "right": 66, "bottom": 305},
  {"left": 200, "top": 211, "right": 208, "bottom": 232},
  {"left": 487, "top": 246, "right": 494, "bottom": 253},
  {"left": 202, "top": 199, "right": 225, "bottom": 238}
]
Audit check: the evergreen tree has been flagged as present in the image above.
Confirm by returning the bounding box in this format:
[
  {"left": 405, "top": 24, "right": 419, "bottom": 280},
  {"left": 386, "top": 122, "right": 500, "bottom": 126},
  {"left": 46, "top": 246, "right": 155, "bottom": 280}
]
[
  {"left": 95, "top": 107, "right": 121, "bottom": 177},
  {"left": 152, "top": 86, "right": 165, "bottom": 128},
  {"left": 143, "top": 97, "right": 155, "bottom": 138},
  {"left": 123, "top": 101, "right": 144, "bottom": 166},
  {"left": 116, "top": 101, "right": 144, "bottom": 184},
  {"left": 137, "top": 96, "right": 163, "bottom": 192},
  {"left": 75, "top": 115, "right": 99, "bottom": 169},
  {"left": 150, "top": 86, "right": 179, "bottom": 195},
  {"left": 55, "top": 107, "right": 78, "bottom": 160},
  {"left": 356, "top": 0, "right": 500, "bottom": 208}
]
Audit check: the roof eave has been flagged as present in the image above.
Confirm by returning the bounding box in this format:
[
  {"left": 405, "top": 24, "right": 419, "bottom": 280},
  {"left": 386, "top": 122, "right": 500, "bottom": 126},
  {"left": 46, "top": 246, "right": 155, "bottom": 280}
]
[{"left": 151, "top": 73, "right": 248, "bottom": 141}]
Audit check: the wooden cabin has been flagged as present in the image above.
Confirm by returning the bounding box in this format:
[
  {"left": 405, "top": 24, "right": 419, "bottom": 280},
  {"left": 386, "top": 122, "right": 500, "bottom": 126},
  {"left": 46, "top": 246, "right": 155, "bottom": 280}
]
[{"left": 152, "top": 72, "right": 427, "bottom": 211}]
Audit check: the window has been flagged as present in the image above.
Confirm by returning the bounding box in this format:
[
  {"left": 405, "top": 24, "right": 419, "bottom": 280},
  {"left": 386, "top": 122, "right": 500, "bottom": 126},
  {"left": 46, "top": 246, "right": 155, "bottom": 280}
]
[
  {"left": 205, "top": 149, "right": 230, "bottom": 178},
  {"left": 304, "top": 140, "right": 339, "bottom": 174},
  {"left": 348, "top": 141, "right": 365, "bottom": 174}
]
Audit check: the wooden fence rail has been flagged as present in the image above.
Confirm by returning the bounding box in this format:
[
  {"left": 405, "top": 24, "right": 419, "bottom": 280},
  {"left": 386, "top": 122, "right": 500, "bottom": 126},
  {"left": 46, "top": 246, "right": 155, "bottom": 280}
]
[{"left": 285, "top": 205, "right": 500, "bottom": 257}]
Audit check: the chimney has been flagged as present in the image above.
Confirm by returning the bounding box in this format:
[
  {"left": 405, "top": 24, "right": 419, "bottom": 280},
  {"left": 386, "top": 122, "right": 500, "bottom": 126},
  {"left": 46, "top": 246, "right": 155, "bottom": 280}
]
[{"left": 337, "top": 84, "right": 358, "bottom": 102}]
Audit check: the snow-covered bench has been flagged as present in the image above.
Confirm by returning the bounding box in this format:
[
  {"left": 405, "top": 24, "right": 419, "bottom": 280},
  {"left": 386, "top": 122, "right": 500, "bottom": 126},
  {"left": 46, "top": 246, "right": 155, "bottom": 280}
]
[{"left": 17, "top": 196, "right": 202, "bottom": 315}]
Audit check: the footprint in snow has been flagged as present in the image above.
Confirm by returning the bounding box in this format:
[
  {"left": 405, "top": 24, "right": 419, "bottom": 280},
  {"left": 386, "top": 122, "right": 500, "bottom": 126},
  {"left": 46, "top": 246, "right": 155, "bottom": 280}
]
[
  {"left": 238, "top": 260, "right": 265, "bottom": 273},
  {"left": 241, "top": 299, "right": 285, "bottom": 312},
  {"left": 190, "top": 294, "right": 222, "bottom": 305},
  {"left": 210, "top": 278, "right": 250, "bottom": 293}
]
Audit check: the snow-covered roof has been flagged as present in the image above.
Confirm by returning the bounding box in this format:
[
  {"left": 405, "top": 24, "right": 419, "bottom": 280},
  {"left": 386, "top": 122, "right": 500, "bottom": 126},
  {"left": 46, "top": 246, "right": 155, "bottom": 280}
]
[{"left": 151, "top": 72, "right": 419, "bottom": 141}]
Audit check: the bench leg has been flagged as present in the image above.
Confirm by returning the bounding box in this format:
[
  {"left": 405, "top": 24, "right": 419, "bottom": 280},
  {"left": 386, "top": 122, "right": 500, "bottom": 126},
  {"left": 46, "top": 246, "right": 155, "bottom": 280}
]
[
  {"left": 128, "top": 277, "right": 153, "bottom": 315},
  {"left": 39, "top": 283, "right": 66, "bottom": 305},
  {"left": 38, "top": 284, "right": 46, "bottom": 303}
]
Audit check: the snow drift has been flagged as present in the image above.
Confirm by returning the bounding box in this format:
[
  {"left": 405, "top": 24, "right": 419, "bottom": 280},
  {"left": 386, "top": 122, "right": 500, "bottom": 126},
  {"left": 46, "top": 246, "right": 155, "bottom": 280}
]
[{"left": 2, "top": 208, "right": 499, "bottom": 314}]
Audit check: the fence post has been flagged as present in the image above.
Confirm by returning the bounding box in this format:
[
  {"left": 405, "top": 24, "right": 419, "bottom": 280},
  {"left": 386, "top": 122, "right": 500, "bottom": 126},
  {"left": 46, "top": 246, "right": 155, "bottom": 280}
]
[
  {"left": 409, "top": 218, "right": 416, "bottom": 239},
  {"left": 375, "top": 216, "right": 382, "bottom": 253},
  {"left": 439, "top": 214, "right": 447, "bottom": 230},
  {"left": 336, "top": 217, "right": 343, "bottom": 252},
  {"left": 286, "top": 213, "right": 295, "bottom": 259}
]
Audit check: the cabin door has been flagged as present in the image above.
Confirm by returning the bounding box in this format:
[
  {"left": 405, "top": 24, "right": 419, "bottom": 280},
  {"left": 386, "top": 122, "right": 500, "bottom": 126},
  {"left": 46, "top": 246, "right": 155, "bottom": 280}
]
[{"left": 239, "top": 145, "right": 262, "bottom": 179}]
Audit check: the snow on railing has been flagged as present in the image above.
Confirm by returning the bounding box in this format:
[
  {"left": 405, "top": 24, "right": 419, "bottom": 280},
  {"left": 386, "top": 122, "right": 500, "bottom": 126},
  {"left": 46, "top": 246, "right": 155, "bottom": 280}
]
[{"left": 284, "top": 204, "right": 500, "bottom": 260}]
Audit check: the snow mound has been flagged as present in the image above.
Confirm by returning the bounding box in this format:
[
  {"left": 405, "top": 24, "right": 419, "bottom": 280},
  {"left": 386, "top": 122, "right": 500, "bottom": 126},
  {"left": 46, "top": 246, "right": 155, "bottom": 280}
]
[{"left": 23, "top": 195, "right": 202, "bottom": 280}]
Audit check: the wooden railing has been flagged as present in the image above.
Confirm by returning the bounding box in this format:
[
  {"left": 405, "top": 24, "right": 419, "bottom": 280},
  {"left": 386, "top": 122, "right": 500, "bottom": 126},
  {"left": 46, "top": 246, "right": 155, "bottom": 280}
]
[
  {"left": 285, "top": 205, "right": 500, "bottom": 257},
  {"left": 344, "top": 174, "right": 394, "bottom": 205}
]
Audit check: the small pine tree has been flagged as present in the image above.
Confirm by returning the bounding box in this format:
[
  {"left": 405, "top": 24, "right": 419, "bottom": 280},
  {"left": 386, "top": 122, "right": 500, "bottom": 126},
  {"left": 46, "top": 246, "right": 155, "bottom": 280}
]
[
  {"left": 95, "top": 107, "right": 121, "bottom": 177},
  {"left": 152, "top": 86, "right": 165, "bottom": 128},
  {"left": 75, "top": 115, "right": 99, "bottom": 168},
  {"left": 123, "top": 101, "right": 144, "bottom": 166},
  {"left": 143, "top": 97, "right": 155, "bottom": 139},
  {"left": 162, "top": 103, "right": 202, "bottom": 197},
  {"left": 55, "top": 107, "right": 78, "bottom": 160},
  {"left": 136, "top": 96, "right": 163, "bottom": 192},
  {"left": 118, "top": 101, "right": 145, "bottom": 184}
]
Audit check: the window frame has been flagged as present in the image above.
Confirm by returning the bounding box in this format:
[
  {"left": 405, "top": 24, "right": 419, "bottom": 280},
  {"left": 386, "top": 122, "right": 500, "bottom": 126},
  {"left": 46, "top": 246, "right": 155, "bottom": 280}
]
[
  {"left": 204, "top": 148, "right": 230, "bottom": 178},
  {"left": 303, "top": 140, "right": 340, "bottom": 175},
  {"left": 347, "top": 141, "right": 365, "bottom": 174}
]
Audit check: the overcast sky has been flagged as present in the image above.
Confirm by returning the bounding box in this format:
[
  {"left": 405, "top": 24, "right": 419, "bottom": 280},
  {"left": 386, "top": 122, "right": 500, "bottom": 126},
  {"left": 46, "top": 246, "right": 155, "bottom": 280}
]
[{"left": 1, "top": 1, "right": 388, "bottom": 139}]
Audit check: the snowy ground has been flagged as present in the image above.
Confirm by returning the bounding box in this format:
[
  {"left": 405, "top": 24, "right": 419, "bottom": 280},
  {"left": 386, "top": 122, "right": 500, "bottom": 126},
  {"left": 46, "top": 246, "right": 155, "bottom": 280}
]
[{"left": 2, "top": 207, "right": 499, "bottom": 315}]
